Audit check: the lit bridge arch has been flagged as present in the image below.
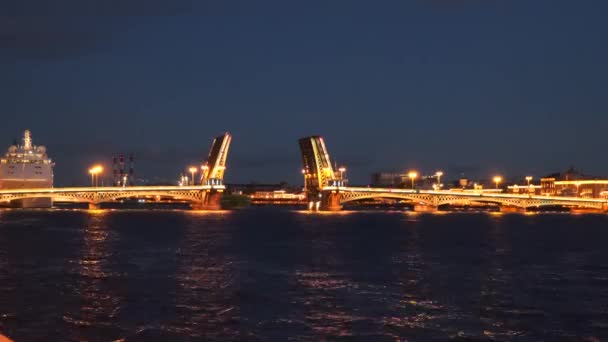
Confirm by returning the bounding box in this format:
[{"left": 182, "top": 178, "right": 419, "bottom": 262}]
[
  {"left": 325, "top": 186, "right": 608, "bottom": 211},
  {"left": 0, "top": 185, "right": 225, "bottom": 209}
]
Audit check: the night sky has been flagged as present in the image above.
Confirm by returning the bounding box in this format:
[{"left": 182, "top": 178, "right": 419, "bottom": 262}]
[{"left": 2, "top": 0, "right": 607, "bottom": 186}]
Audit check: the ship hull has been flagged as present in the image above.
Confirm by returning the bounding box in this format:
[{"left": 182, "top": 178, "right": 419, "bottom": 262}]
[{"left": 0, "top": 181, "right": 53, "bottom": 208}]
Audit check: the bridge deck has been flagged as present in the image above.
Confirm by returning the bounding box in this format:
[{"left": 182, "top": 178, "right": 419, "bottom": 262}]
[
  {"left": 0, "top": 185, "right": 224, "bottom": 195},
  {"left": 322, "top": 186, "right": 608, "bottom": 210},
  {"left": 323, "top": 186, "right": 608, "bottom": 207},
  {"left": 0, "top": 185, "right": 226, "bottom": 208}
]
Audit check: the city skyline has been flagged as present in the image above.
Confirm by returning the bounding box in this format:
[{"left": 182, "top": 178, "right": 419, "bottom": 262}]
[{"left": 2, "top": 0, "right": 608, "bottom": 185}]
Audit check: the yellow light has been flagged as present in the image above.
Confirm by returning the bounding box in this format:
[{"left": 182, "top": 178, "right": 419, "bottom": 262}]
[
  {"left": 88, "top": 165, "right": 103, "bottom": 187},
  {"left": 493, "top": 176, "right": 502, "bottom": 190},
  {"left": 188, "top": 167, "right": 197, "bottom": 173},
  {"left": 338, "top": 167, "right": 346, "bottom": 173},
  {"left": 88, "top": 165, "right": 103, "bottom": 175},
  {"left": 435, "top": 171, "right": 443, "bottom": 177},
  {"left": 408, "top": 170, "right": 418, "bottom": 189},
  {"left": 201, "top": 164, "right": 209, "bottom": 171}
]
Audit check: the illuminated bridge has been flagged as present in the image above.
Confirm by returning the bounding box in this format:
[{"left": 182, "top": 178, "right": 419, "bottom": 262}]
[
  {"left": 299, "top": 136, "right": 608, "bottom": 212},
  {"left": 2, "top": 132, "right": 232, "bottom": 210},
  {"left": 0, "top": 185, "right": 225, "bottom": 210}
]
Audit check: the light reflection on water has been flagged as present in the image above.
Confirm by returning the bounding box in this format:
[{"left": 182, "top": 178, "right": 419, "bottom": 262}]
[
  {"left": 0, "top": 209, "right": 607, "bottom": 340},
  {"left": 167, "top": 213, "right": 237, "bottom": 340},
  {"left": 63, "top": 210, "right": 124, "bottom": 340}
]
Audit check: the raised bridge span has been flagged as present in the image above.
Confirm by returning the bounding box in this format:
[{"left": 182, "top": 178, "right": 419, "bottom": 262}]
[{"left": 299, "top": 136, "right": 608, "bottom": 212}]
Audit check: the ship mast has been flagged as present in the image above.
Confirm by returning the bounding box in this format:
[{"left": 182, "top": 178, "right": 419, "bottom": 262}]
[{"left": 23, "top": 130, "right": 32, "bottom": 150}]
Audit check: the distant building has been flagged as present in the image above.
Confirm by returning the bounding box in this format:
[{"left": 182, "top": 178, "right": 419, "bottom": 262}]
[
  {"left": 250, "top": 190, "right": 305, "bottom": 201},
  {"left": 226, "top": 182, "right": 295, "bottom": 195},
  {"left": 540, "top": 178, "right": 557, "bottom": 195},
  {"left": 508, "top": 184, "right": 542, "bottom": 195},
  {"left": 249, "top": 190, "right": 306, "bottom": 205},
  {"left": 539, "top": 167, "right": 608, "bottom": 198}
]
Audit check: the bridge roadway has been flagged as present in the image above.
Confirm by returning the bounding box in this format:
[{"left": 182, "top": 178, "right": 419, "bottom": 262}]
[
  {"left": 0, "top": 185, "right": 226, "bottom": 210},
  {"left": 321, "top": 186, "right": 608, "bottom": 212}
]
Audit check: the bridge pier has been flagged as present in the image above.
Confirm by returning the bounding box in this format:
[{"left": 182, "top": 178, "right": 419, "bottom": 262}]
[
  {"left": 192, "top": 191, "right": 223, "bottom": 210},
  {"left": 88, "top": 203, "right": 101, "bottom": 210},
  {"left": 320, "top": 192, "right": 342, "bottom": 211},
  {"left": 413, "top": 205, "right": 438, "bottom": 213}
]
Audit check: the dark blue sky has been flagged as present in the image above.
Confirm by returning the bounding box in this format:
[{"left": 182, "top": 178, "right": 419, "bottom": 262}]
[{"left": 2, "top": 0, "right": 607, "bottom": 186}]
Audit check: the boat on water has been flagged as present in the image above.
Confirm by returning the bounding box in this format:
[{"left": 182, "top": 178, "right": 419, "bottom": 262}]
[{"left": 0, "top": 130, "right": 54, "bottom": 208}]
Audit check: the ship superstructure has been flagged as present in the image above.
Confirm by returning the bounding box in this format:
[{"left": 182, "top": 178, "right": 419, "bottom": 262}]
[{"left": 0, "top": 130, "right": 54, "bottom": 207}]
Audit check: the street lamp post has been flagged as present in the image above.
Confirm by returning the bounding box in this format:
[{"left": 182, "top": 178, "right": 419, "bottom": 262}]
[
  {"left": 435, "top": 171, "right": 443, "bottom": 187},
  {"left": 408, "top": 171, "right": 418, "bottom": 190},
  {"left": 189, "top": 167, "right": 197, "bottom": 186},
  {"left": 338, "top": 167, "right": 346, "bottom": 186},
  {"left": 338, "top": 167, "right": 346, "bottom": 180},
  {"left": 89, "top": 169, "right": 95, "bottom": 187},
  {"left": 88, "top": 165, "right": 103, "bottom": 188},
  {"left": 526, "top": 176, "right": 533, "bottom": 186},
  {"left": 493, "top": 176, "right": 502, "bottom": 190}
]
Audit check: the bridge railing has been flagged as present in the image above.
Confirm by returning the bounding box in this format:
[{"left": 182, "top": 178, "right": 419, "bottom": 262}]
[
  {"left": 322, "top": 186, "right": 608, "bottom": 204},
  {"left": 0, "top": 185, "right": 225, "bottom": 195}
]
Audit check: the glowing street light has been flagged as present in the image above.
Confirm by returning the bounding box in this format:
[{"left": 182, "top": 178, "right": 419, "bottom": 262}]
[
  {"left": 493, "top": 176, "right": 502, "bottom": 190},
  {"left": 435, "top": 171, "right": 443, "bottom": 186},
  {"left": 525, "top": 176, "right": 533, "bottom": 186},
  {"left": 189, "top": 167, "right": 197, "bottom": 186},
  {"left": 88, "top": 165, "right": 103, "bottom": 187},
  {"left": 408, "top": 171, "right": 418, "bottom": 189}
]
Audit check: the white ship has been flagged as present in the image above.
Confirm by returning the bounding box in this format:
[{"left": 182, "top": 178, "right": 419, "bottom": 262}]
[{"left": 0, "top": 130, "right": 54, "bottom": 207}]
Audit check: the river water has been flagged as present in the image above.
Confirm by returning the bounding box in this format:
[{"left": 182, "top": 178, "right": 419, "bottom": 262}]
[{"left": 0, "top": 208, "right": 607, "bottom": 341}]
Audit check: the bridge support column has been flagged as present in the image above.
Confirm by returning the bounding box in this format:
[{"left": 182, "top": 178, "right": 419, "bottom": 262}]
[
  {"left": 320, "top": 192, "right": 342, "bottom": 211},
  {"left": 499, "top": 206, "right": 526, "bottom": 213},
  {"left": 88, "top": 203, "right": 101, "bottom": 210},
  {"left": 192, "top": 191, "right": 223, "bottom": 210},
  {"left": 413, "top": 205, "right": 438, "bottom": 213}
]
